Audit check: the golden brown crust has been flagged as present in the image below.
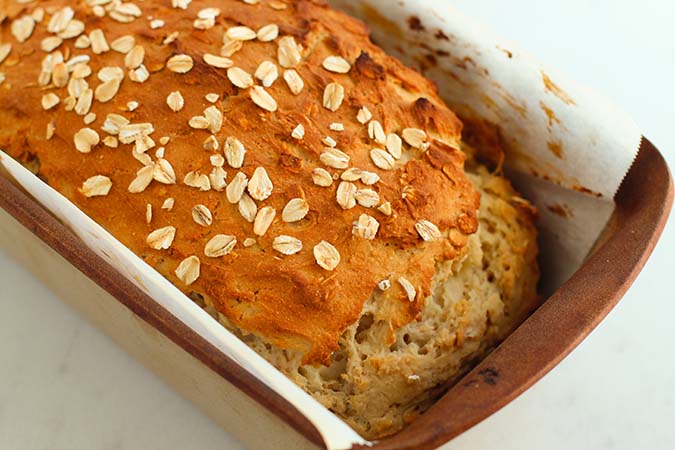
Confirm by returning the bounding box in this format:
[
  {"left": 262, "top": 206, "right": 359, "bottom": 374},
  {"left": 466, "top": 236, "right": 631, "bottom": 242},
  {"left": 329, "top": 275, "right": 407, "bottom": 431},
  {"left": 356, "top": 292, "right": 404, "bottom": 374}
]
[{"left": 0, "top": 0, "right": 479, "bottom": 364}]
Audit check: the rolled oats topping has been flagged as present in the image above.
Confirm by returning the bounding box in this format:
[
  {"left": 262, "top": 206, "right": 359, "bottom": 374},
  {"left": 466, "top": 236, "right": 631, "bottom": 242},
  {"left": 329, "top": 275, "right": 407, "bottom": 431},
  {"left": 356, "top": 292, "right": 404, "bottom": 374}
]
[
  {"left": 397, "top": 277, "right": 417, "bottom": 302},
  {"left": 354, "top": 189, "right": 380, "bottom": 208},
  {"left": 60, "top": 20, "right": 85, "bottom": 40},
  {"left": 80, "top": 175, "right": 112, "bottom": 198},
  {"left": 253, "top": 206, "right": 276, "bottom": 236},
  {"left": 175, "top": 256, "right": 200, "bottom": 285},
  {"left": 73, "top": 127, "right": 99, "bottom": 153},
  {"left": 226, "top": 172, "right": 248, "bottom": 204},
  {"left": 52, "top": 62, "right": 69, "bottom": 88},
  {"left": 204, "top": 234, "right": 237, "bottom": 258},
  {"left": 0, "top": 44, "right": 12, "bottom": 65},
  {"left": 102, "top": 113, "right": 127, "bottom": 134},
  {"left": 282, "top": 198, "right": 310, "bottom": 222},
  {"left": 368, "top": 120, "right": 386, "bottom": 145},
  {"left": 30, "top": 6, "right": 44, "bottom": 23},
  {"left": 46, "top": 121, "right": 56, "bottom": 140},
  {"left": 356, "top": 106, "right": 372, "bottom": 124},
  {"left": 320, "top": 148, "right": 350, "bottom": 169},
  {"left": 184, "top": 171, "right": 211, "bottom": 191},
  {"left": 41, "top": 36, "right": 62, "bottom": 53},
  {"left": 255, "top": 61, "right": 279, "bottom": 87},
  {"left": 238, "top": 193, "right": 258, "bottom": 223},
  {"left": 111, "top": 35, "right": 135, "bottom": 53},
  {"left": 209, "top": 166, "right": 227, "bottom": 191},
  {"left": 291, "top": 124, "right": 305, "bottom": 140},
  {"left": 161, "top": 198, "right": 175, "bottom": 210},
  {"left": 227, "top": 67, "right": 254, "bottom": 89},
  {"left": 248, "top": 167, "right": 273, "bottom": 201},
  {"left": 47, "top": 7, "right": 73, "bottom": 33},
  {"left": 204, "top": 53, "right": 233, "bottom": 69},
  {"left": 341, "top": 168, "right": 363, "bottom": 182},
  {"left": 277, "top": 36, "right": 302, "bottom": 68},
  {"left": 124, "top": 45, "right": 145, "bottom": 69},
  {"left": 312, "top": 168, "right": 333, "bottom": 187},
  {"left": 386, "top": 133, "right": 403, "bottom": 159},
  {"left": 166, "top": 54, "right": 194, "bottom": 73},
  {"left": 226, "top": 26, "right": 257, "bottom": 41},
  {"left": 172, "top": 0, "right": 192, "bottom": 9},
  {"left": 273, "top": 235, "right": 303, "bottom": 255},
  {"left": 204, "top": 105, "right": 223, "bottom": 133},
  {"left": 97, "top": 66, "right": 124, "bottom": 83},
  {"left": 360, "top": 171, "right": 381, "bottom": 186},
  {"left": 370, "top": 148, "right": 395, "bottom": 170},
  {"left": 257, "top": 24, "right": 279, "bottom": 42},
  {"left": 313, "top": 241, "right": 340, "bottom": 271},
  {"left": 336, "top": 181, "right": 357, "bottom": 210},
  {"left": 250, "top": 85, "right": 278, "bottom": 112},
  {"left": 189, "top": 115, "right": 210, "bottom": 129},
  {"left": 41, "top": 93, "right": 60, "bottom": 110},
  {"left": 95, "top": 78, "right": 121, "bottom": 102},
  {"left": 322, "top": 136, "right": 337, "bottom": 148},
  {"left": 147, "top": 226, "right": 176, "bottom": 250},
  {"left": 74, "top": 88, "right": 93, "bottom": 115},
  {"left": 129, "top": 64, "right": 150, "bottom": 83},
  {"left": 352, "top": 214, "right": 379, "bottom": 240},
  {"left": 192, "top": 204, "right": 213, "bottom": 227},
  {"left": 197, "top": 7, "right": 221, "bottom": 20},
  {"left": 132, "top": 150, "right": 153, "bottom": 166},
  {"left": 203, "top": 135, "right": 219, "bottom": 151},
  {"left": 377, "top": 202, "right": 393, "bottom": 216},
  {"left": 220, "top": 37, "right": 243, "bottom": 57},
  {"left": 11, "top": 16, "right": 35, "bottom": 43},
  {"left": 89, "top": 29, "right": 110, "bottom": 54},
  {"left": 402, "top": 128, "right": 428, "bottom": 149},
  {"left": 153, "top": 159, "right": 177, "bottom": 185},
  {"left": 323, "top": 82, "right": 345, "bottom": 112},
  {"left": 322, "top": 56, "right": 351, "bottom": 73},
  {"left": 128, "top": 165, "right": 154, "bottom": 193},
  {"left": 224, "top": 137, "right": 246, "bottom": 168},
  {"left": 415, "top": 220, "right": 442, "bottom": 242},
  {"left": 102, "top": 136, "right": 118, "bottom": 148},
  {"left": 118, "top": 122, "right": 154, "bottom": 144},
  {"left": 283, "top": 69, "right": 304, "bottom": 95}
]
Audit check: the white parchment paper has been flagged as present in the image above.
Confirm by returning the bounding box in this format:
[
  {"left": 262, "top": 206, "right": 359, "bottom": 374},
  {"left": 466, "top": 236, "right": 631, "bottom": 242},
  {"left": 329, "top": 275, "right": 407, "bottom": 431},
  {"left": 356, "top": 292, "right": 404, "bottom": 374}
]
[{"left": 0, "top": 1, "right": 643, "bottom": 449}]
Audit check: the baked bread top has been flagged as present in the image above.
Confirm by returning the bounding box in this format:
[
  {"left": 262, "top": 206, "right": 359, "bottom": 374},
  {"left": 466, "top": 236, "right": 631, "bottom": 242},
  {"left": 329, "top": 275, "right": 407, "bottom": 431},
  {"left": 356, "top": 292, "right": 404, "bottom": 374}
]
[{"left": 0, "top": 0, "right": 480, "bottom": 364}]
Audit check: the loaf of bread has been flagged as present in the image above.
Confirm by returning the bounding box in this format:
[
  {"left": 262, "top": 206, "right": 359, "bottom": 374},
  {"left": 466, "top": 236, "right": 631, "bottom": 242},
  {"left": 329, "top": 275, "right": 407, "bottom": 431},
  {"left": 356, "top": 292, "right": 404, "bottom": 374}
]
[{"left": 0, "top": 0, "right": 539, "bottom": 439}]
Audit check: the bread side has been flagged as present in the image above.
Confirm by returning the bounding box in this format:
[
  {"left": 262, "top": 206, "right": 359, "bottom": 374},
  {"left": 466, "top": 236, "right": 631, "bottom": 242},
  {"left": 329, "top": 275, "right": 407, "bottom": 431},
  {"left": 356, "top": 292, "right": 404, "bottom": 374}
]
[{"left": 213, "top": 164, "right": 539, "bottom": 438}]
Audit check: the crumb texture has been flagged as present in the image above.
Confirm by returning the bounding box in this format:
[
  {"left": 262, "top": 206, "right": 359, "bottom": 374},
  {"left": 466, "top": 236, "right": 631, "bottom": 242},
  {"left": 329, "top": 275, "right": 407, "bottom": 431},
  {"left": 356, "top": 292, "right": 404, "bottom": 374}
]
[{"left": 219, "top": 165, "right": 539, "bottom": 438}]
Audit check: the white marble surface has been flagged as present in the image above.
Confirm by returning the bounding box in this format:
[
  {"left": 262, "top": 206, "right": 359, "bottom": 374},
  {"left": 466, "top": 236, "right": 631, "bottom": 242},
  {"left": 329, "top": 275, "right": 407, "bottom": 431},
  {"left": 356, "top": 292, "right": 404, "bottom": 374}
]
[{"left": 1, "top": 1, "right": 674, "bottom": 449}]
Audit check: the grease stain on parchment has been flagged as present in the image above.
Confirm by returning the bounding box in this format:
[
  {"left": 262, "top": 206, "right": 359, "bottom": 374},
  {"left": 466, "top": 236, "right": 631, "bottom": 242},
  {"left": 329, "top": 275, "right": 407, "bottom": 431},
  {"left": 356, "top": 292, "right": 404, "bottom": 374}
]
[{"left": 542, "top": 71, "right": 576, "bottom": 105}]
